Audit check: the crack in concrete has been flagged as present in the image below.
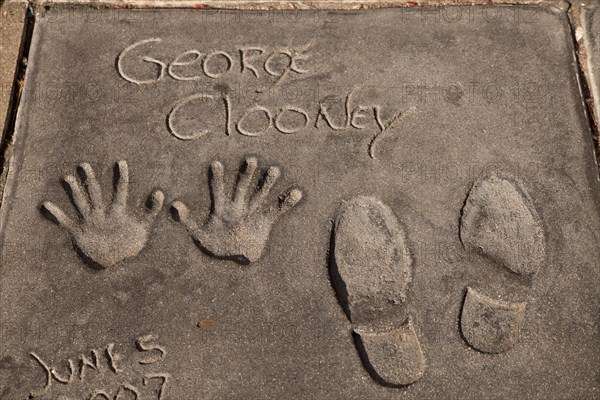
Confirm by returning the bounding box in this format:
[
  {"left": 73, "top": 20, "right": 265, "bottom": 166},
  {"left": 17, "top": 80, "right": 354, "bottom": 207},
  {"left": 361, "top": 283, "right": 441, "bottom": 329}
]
[
  {"left": 568, "top": 2, "right": 600, "bottom": 176},
  {"left": 0, "top": 1, "right": 34, "bottom": 210}
]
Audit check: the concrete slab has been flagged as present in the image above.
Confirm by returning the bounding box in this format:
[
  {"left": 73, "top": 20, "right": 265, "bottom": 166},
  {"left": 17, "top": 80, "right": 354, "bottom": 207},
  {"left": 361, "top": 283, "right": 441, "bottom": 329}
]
[
  {"left": 1, "top": 5, "right": 599, "bottom": 400},
  {"left": 0, "top": 0, "right": 27, "bottom": 136}
]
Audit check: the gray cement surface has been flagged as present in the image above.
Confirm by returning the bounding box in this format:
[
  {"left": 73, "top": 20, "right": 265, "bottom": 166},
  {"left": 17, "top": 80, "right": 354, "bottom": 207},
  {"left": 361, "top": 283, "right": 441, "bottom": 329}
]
[{"left": 1, "top": 5, "right": 599, "bottom": 400}]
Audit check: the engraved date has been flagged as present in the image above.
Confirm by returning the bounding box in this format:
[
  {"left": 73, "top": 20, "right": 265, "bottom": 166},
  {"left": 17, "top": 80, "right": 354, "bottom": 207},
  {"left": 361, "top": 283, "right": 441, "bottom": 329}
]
[{"left": 28, "top": 335, "right": 169, "bottom": 399}]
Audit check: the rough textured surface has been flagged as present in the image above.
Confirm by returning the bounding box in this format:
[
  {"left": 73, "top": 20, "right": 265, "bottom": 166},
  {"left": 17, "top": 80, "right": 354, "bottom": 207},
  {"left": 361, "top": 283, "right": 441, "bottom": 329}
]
[
  {"left": 460, "top": 173, "right": 546, "bottom": 276},
  {"left": 0, "top": 0, "right": 26, "bottom": 136},
  {"left": 1, "top": 5, "right": 600, "bottom": 400},
  {"left": 460, "top": 287, "right": 527, "bottom": 354}
]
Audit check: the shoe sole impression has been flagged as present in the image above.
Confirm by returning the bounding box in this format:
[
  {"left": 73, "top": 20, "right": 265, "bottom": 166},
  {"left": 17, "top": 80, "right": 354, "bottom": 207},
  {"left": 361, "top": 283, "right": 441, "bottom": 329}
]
[
  {"left": 459, "top": 174, "right": 545, "bottom": 353},
  {"left": 330, "top": 196, "right": 425, "bottom": 386}
]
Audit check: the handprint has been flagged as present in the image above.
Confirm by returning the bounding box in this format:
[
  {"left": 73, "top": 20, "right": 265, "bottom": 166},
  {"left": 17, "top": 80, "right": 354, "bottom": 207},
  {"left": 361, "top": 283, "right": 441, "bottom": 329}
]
[
  {"left": 171, "top": 157, "right": 303, "bottom": 264},
  {"left": 41, "top": 161, "right": 164, "bottom": 269}
]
